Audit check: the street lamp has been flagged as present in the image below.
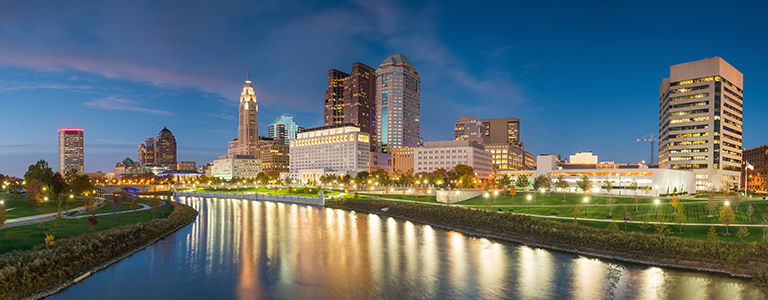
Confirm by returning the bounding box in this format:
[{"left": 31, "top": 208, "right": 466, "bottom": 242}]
[
  {"left": 527, "top": 195, "right": 532, "bottom": 215},
  {"left": 654, "top": 199, "right": 660, "bottom": 220},
  {"left": 583, "top": 197, "right": 589, "bottom": 218},
  {"left": 484, "top": 192, "right": 490, "bottom": 210},
  {"left": 493, "top": 190, "right": 499, "bottom": 205}
]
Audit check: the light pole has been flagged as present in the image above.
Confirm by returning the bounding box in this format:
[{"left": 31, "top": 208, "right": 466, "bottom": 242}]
[
  {"left": 654, "top": 199, "right": 660, "bottom": 220},
  {"left": 583, "top": 197, "right": 589, "bottom": 218},
  {"left": 493, "top": 190, "right": 499, "bottom": 205},
  {"left": 527, "top": 195, "right": 532, "bottom": 215},
  {"left": 484, "top": 192, "right": 490, "bottom": 211}
]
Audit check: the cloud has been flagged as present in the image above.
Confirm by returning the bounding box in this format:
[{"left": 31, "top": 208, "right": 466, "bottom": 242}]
[
  {"left": 83, "top": 96, "right": 175, "bottom": 116},
  {"left": 0, "top": 84, "right": 103, "bottom": 91}
]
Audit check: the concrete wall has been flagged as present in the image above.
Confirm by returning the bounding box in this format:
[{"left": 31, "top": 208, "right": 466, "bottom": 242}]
[
  {"left": 174, "top": 191, "right": 328, "bottom": 206},
  {"left": 435, "top": 190, "right": 482, "bottom": 203}
]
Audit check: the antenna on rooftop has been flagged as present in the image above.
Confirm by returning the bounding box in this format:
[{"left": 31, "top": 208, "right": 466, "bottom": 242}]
[{"left": 247, "top": 71, "right": 250, "bottom": 81}]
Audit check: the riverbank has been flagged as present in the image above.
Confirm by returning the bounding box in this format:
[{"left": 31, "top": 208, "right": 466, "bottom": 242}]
[
  {"left": 326, "top": 198, "right": 768, "bottom": 295},
  {"left": 0, "top": 201, "right": 198, "bottom": 300}
]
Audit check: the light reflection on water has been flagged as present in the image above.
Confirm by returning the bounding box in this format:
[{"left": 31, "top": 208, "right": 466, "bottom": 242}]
[{"left": 48, "top": 197, "right": 764, "bottom": 300}]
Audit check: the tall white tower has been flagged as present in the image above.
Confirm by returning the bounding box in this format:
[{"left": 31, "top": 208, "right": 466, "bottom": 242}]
[{"left": 238, "top": 71, "right": 259, "bottom": 156}]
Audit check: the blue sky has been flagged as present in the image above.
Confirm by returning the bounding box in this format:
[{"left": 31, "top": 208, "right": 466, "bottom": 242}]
[{"left": 1, "top": 0, "right": 767, "bottom": 177}]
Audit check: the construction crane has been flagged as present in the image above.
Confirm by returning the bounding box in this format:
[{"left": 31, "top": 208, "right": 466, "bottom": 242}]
[{"left": 637, "top": 133, "right": 659, "bottom": 165}]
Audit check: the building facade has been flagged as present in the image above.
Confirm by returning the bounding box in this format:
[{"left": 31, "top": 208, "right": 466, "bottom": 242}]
[
  {"left": 114, "top": 157, "right": 141, "bottom": 179},
  {"left": 370, "top": 152, "right": 392, "bottom": 173},
  {"left": 211, "top": 155, "right": 262, "bottom": 181},
  {"left": 376, "top": 54, "right": 420, "bottom": 153},
  {"left": 137, "top": 137, "right": 155, "bottom": 166},
  {"left": 154, "top": 126, "right": 177, "bottom": 168},
  {"left": 658, "top": 57, "right": 743, "bottom": 191},
  {"left": 742, "top": 145, "right": 768, "bottom": 193},
  {"left": 481, "top": 117, "right": 521, "bottom": 146},
  {"left": 454, "top": 115, "right": 483, "bottom": 143},
  {"left": 286, "top": 124, "right": 370, "bottom": 182},
  {"left": 485, "top": 143, "right": 529, "bottom": 174},
  {"left": 259, "top": 142, "right": 290, "bottom": 175},
  {"left": 177, "top": 161, "right": 196, "bottom": 171},
  {"left": 392, "top": 147, "right": 415, "bottom": 174},
  {"left": 323, "top": 63, "right": 377, "bottom": 146},
  {"left": 268, "top": 115, "right": 302, "bottom": 145},
  {"left": 570, "top": 151, "right": 598, "bottom": 164},
  {"left": 414, "top": 140, "right": 493, "bottom": 181},
  {"left": 58, "top": 128, "right": 84, "bottom": 174}
]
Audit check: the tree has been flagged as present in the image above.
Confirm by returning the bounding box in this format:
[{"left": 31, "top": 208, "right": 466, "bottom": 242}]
[
  {"left": 87, "top": 213, "right": 98, "bottom": 232},
  {"left": 736, "top": 226, "right": 750, "bottom": 242},
  {"left": 498, "top": 175, "right": 512, "bottom": 189},
  {"left": 515, "top": 176, "right": 530, "bottom": 191},
  {"left": 732, "top": 194, "right": 740, "bottom": 213},
  {"left": 674, "top": 204, "right": 686, "bottom": 234},
  {"left": 606, "top": 198, "right": 616, "bottom": 218},
  {"left": 747, "top": 204, "right": 755, "bottom": 223},
  {"left": 622, "top": 204, "right": 631, "bottom": 231},
  {"left": 150, "top": 193, "right": 162, "bottom": 219},
  {"left": 573, "top": 205, "right": 580, "bottom": 226},
  {"left": 602, "top": 180, "right": 613, "bottom": 195},
  {"left": 555, "top": 176, "right": 569, "bottom": 200},
  {"left": 509, "top": 186, "right": 517, "bottom": 199},
  {"left": 639, "top": 216, "right": 651, "bottom": 234},
  {"left": 24, "top": 159, "right": 54, "bottom": 188},
  {"left": 26, "top": 178, "right": 45, "bottom": 210},
  {"left": 112, "top": 190, "right": 125, "bottom": 222},
  {"left": 51, "top": 172, "right": 66, "bottom": 198},
  {"left": 577, "top": 176, "right": 592, "bottom": 193},
  {"left": 355, "top": 171, "right": 370, "bottom": 183},
  {"left": 5, "top": 230, "right": 13, "bottom": 241},
  {"left": 706, "top": 192, "right": 717, "bottom": 218},
  {"left": 131, "top": 197, "right": 140, "bottom": 217},
  {"left": 719, "top": 205, "right": 735, "bottom": 236},
  {"left": 533, "top": 174, "right": 548, "bottom": 191},
  {"left": 707, "top": 226, "right": 718, "bottom": 244},
  {"left": 762, "top": 213, "right": 768, "bottom": 241},
  {"left": 654, "top": 217, "right": 672, "bottom": 241},
  {"left": 669, "top": 198, "right": 681, "bottom": 215},
  {"left": 629, "top": 179, "right": 639, "bottom": 196},
  {"left": 0, "top": 203, "right": 7, "bottom": 234}
]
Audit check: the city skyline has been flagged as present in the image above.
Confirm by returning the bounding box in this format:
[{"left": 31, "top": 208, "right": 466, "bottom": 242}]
[{"left": 2, "top": 1, "right": 768, "bottom": 176}]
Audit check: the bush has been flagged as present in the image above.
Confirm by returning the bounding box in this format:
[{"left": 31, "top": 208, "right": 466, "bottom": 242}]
[{"left": 0, "top": 201, "right": 198, "bottom": 300}]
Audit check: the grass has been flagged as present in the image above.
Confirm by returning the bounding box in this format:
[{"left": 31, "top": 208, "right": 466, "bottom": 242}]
[
  {"left": 0, "top": 201, "right": 175, "bottom": 254},
  {"left": 192, "top": 186, "right": 341, "bottom": 197},
  {"left": 0, "top": 194, "right": 69, "bottom": 218},
  {"left": 549, "top": 218, "right": 767, "bottom": 242}
]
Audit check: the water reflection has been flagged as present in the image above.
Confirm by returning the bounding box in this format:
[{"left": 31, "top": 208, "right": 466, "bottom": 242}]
[{"left": 49, "top": 197, "right": 765, "bottom": 300}]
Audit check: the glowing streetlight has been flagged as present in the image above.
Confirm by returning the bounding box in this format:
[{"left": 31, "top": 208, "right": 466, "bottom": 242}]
[
  {"left": 527, "top": 195, "right": 533, "bottom": 215},
  {"left": 583, "top": 197, "right": 589, "bottom": 218},
  {"left": 654, "top": 199, "right": 660, "bottom": 220},
  {"left": 725, "top": 201, "right": 730, "bottom": 206}
]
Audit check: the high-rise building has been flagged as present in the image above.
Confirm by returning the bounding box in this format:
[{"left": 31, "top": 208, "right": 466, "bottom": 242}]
[
  {"left": 323, "top": 63, "right": 377, "bottom": 144},
  {"left": 376, "top": 54, "right": 420, "bottom": 153},
  {"left": 658, "top": 57, "right": 743, "bottom": 191},
  {"left": 268, "top": 115, "right": 302, "bottom": 145},
  {"left": 155, "top": 126, "right": 177, "bottom": 168},
  {"left": 58, "top": 128, "right": 84, "bottom": 174},
  {"left": 236, "top": 72, "right": 259, "bottom": 156},
  {"left": 137, "top": 137, "right": 155, "bottom": 166},
  {"left": 283, "top": 124, "right": 370, "bottom": 183},
  {"left": 742, "top": 145, "right": 767, "bottom": 193},
  {"left": 259, "top": 141, "right": 290, "bottom": 175},
  {"left": 481, "top": 117, "right": 520, "bottom": 146},
  {"left": 454, "top": 116, "right": 483, "bottom": 143}
]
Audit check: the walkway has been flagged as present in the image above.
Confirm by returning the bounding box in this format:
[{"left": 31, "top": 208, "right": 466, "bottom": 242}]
[{"left": 1, "top": 198, "right": 109, "bottom": 229}]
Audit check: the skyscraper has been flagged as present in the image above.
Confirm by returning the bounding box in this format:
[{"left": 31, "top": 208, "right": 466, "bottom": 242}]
[
  {"left": 481, "top": 117, "right": 521, "bottom": 146},
  {"left": 155, "top": 126, "right": 177, "bottom": 168},
  {"left": 268, "top": 115, "right": 302, "bottom": 145},
  {"left": 454, "top": 115, "right": 483, "bottom": 142},
  {"left": 323, "top": 63, "right": 376, "bottom": 142},
  {"left": 137, "top": 137, "right": 155, "bottom": 166},
  {"left": 658, "top": 57, "right": 743, "bottom": 191},
  {"left": 237, "top": 71, "right": 259, "bottom": 156},
  {"left": 376, "top": 54, "right": 420, "bottom": 153},
  {"left": 58, "top": 128, "right": 84, "bottom": 174}
]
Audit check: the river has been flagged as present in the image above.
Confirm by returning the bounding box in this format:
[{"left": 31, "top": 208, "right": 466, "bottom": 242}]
[{"left": 48, "top": 197, "right": 764, "bottom": 299}]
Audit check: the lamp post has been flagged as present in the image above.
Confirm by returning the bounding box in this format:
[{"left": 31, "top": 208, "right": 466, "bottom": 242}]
[
  {"left": 654, "top": 199, "right": 660, "bottom": 220},
  {"left": 527, "top": 195, "right": 532, "bottom": 215},
  {"left": 493, "top": 190, "right": 499, "bottom": 205},
  {"left": 583, "top": 197, "right": 589, "bottom": 218},
  {"left": 484, "top": 192, "right": 490, "bottom": 210},
  {"left": 454, "top": 190, "right": 460, "bottom": 205}
]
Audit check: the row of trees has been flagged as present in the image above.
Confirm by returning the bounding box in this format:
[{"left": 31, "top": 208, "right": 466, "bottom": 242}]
[
  {"left": 22, "top": 160, "right": 95, "bottom": 211},
  {"left": 314, "top": 165, "right": 481, "bottom": 189}
]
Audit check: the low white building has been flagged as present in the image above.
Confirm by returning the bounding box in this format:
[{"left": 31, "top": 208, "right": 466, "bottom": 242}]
[
  {"left": 211, "top": 154, "right": 262, "bottom": 181},
  {"left": 414, "top": 140, "right": 493, "bottom": 180},
  {"left": 282, "top": 124, "right": 370, "bottom": 183},
  {"left": 500, "top": 155, "right": 695, "bottom": 196},
  {"left": 570, "top": 151, "right": 598, "bottom": 164}
]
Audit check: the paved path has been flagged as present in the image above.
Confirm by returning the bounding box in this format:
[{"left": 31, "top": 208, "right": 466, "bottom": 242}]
[
  {"left": 67, "top": 201, "right": 166, "bottom": 219},
  {"left": 1, "top": 198, "right": 108, "bottom": 229}
]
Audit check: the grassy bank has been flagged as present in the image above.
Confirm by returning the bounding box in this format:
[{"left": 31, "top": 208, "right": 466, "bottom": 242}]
[
  {"left": 0, "top": 201, "right": 198, "bottom": 300},
  {"left": 326, "top": 198, "right": 768, "bottom": 294}
]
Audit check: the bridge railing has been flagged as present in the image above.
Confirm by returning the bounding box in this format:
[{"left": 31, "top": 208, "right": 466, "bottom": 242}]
[{"left": 173, "top": 191, "right": 325, "bottom": 206}]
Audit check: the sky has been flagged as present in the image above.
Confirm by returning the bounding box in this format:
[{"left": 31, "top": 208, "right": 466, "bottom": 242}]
[{"left": 1, "top": 0, "right": 767, "bottom": 177}]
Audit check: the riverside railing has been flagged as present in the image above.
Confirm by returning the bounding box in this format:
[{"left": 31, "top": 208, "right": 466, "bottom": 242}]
[{"left": 173, "top": 191, "right": 328, "bottom": 206}]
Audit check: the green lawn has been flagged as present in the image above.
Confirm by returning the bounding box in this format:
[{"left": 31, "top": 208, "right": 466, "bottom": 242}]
[
  {"left": 0, "top": 201, "right": 175, "bottom": 253},
  {"left": 1, "top": 194, "right": 80, "bottom": 218},
  {"left": 193, "top": 186, "right": 340, "bottom": 197},
  {"left": 549, "top": 218, "right": 766, "bottom": 242}
]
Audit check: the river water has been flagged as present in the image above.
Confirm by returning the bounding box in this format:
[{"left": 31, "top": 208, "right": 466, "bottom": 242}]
[{"left": 48, "top": 197, "right": 764, "bottom": 299}]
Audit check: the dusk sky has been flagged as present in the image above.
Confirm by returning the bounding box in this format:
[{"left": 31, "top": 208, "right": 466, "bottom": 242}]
[{"left": 1, "top": 1, "right": 767, "bottom": 177}]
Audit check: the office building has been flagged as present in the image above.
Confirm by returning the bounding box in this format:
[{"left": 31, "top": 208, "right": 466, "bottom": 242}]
[
  {"left": 283, "top": 124, "right": 370, "bottom": 183},
  {"left": 484, "top": 143, "right": 528, "bottom": 174},
  {"left": 58, "top": 128, "right": 84, "bottom": 174},
  {"left": 370, "top": 152, "right": 392, "bottom": 173},
  {"left": 742, "top": 145, "right": 767, "bottom": 193},
  {"left": 658, "top": 57, "right": 743, "bottom": 191},
  {"left": 177, "top": 161, "right": 196, "bottom": 171},
  {"left": 211, "top": 155, "right": 262, "bottom": 181},
  {"left": 268, "top": 115, "right": 302, "bottom": 145},
  {"left": 481, "top": 117, "right": 521, "bottom": 146},
  {"left": 376, "top": 54, "right": 420, "bottom": 153},
  {"left": 323, "top": 63, "right": 377, "bottom": 144},
  {"left": 392, "top": 147, "right": 415, "bottom": 174},
  {"left": 259, "top": 141, "right": 290, "bottom": 175},
  {"left": 137, "top": 137, "right": 155, "bottom": 166},
  {"left": 454, "top": 116, "right": 483, "bottom": 143},
  {"left": 154, "top": 126, "right": 177, "bottom": 168},
  {"left": 570, "top": 152, "right": 598, "bottom": 164},
  {"left": 413, "top": 140, "right": 493, "bottom": 180},
  {"left": 114, "top": 157, "right": 141, "bottom": 179}
]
